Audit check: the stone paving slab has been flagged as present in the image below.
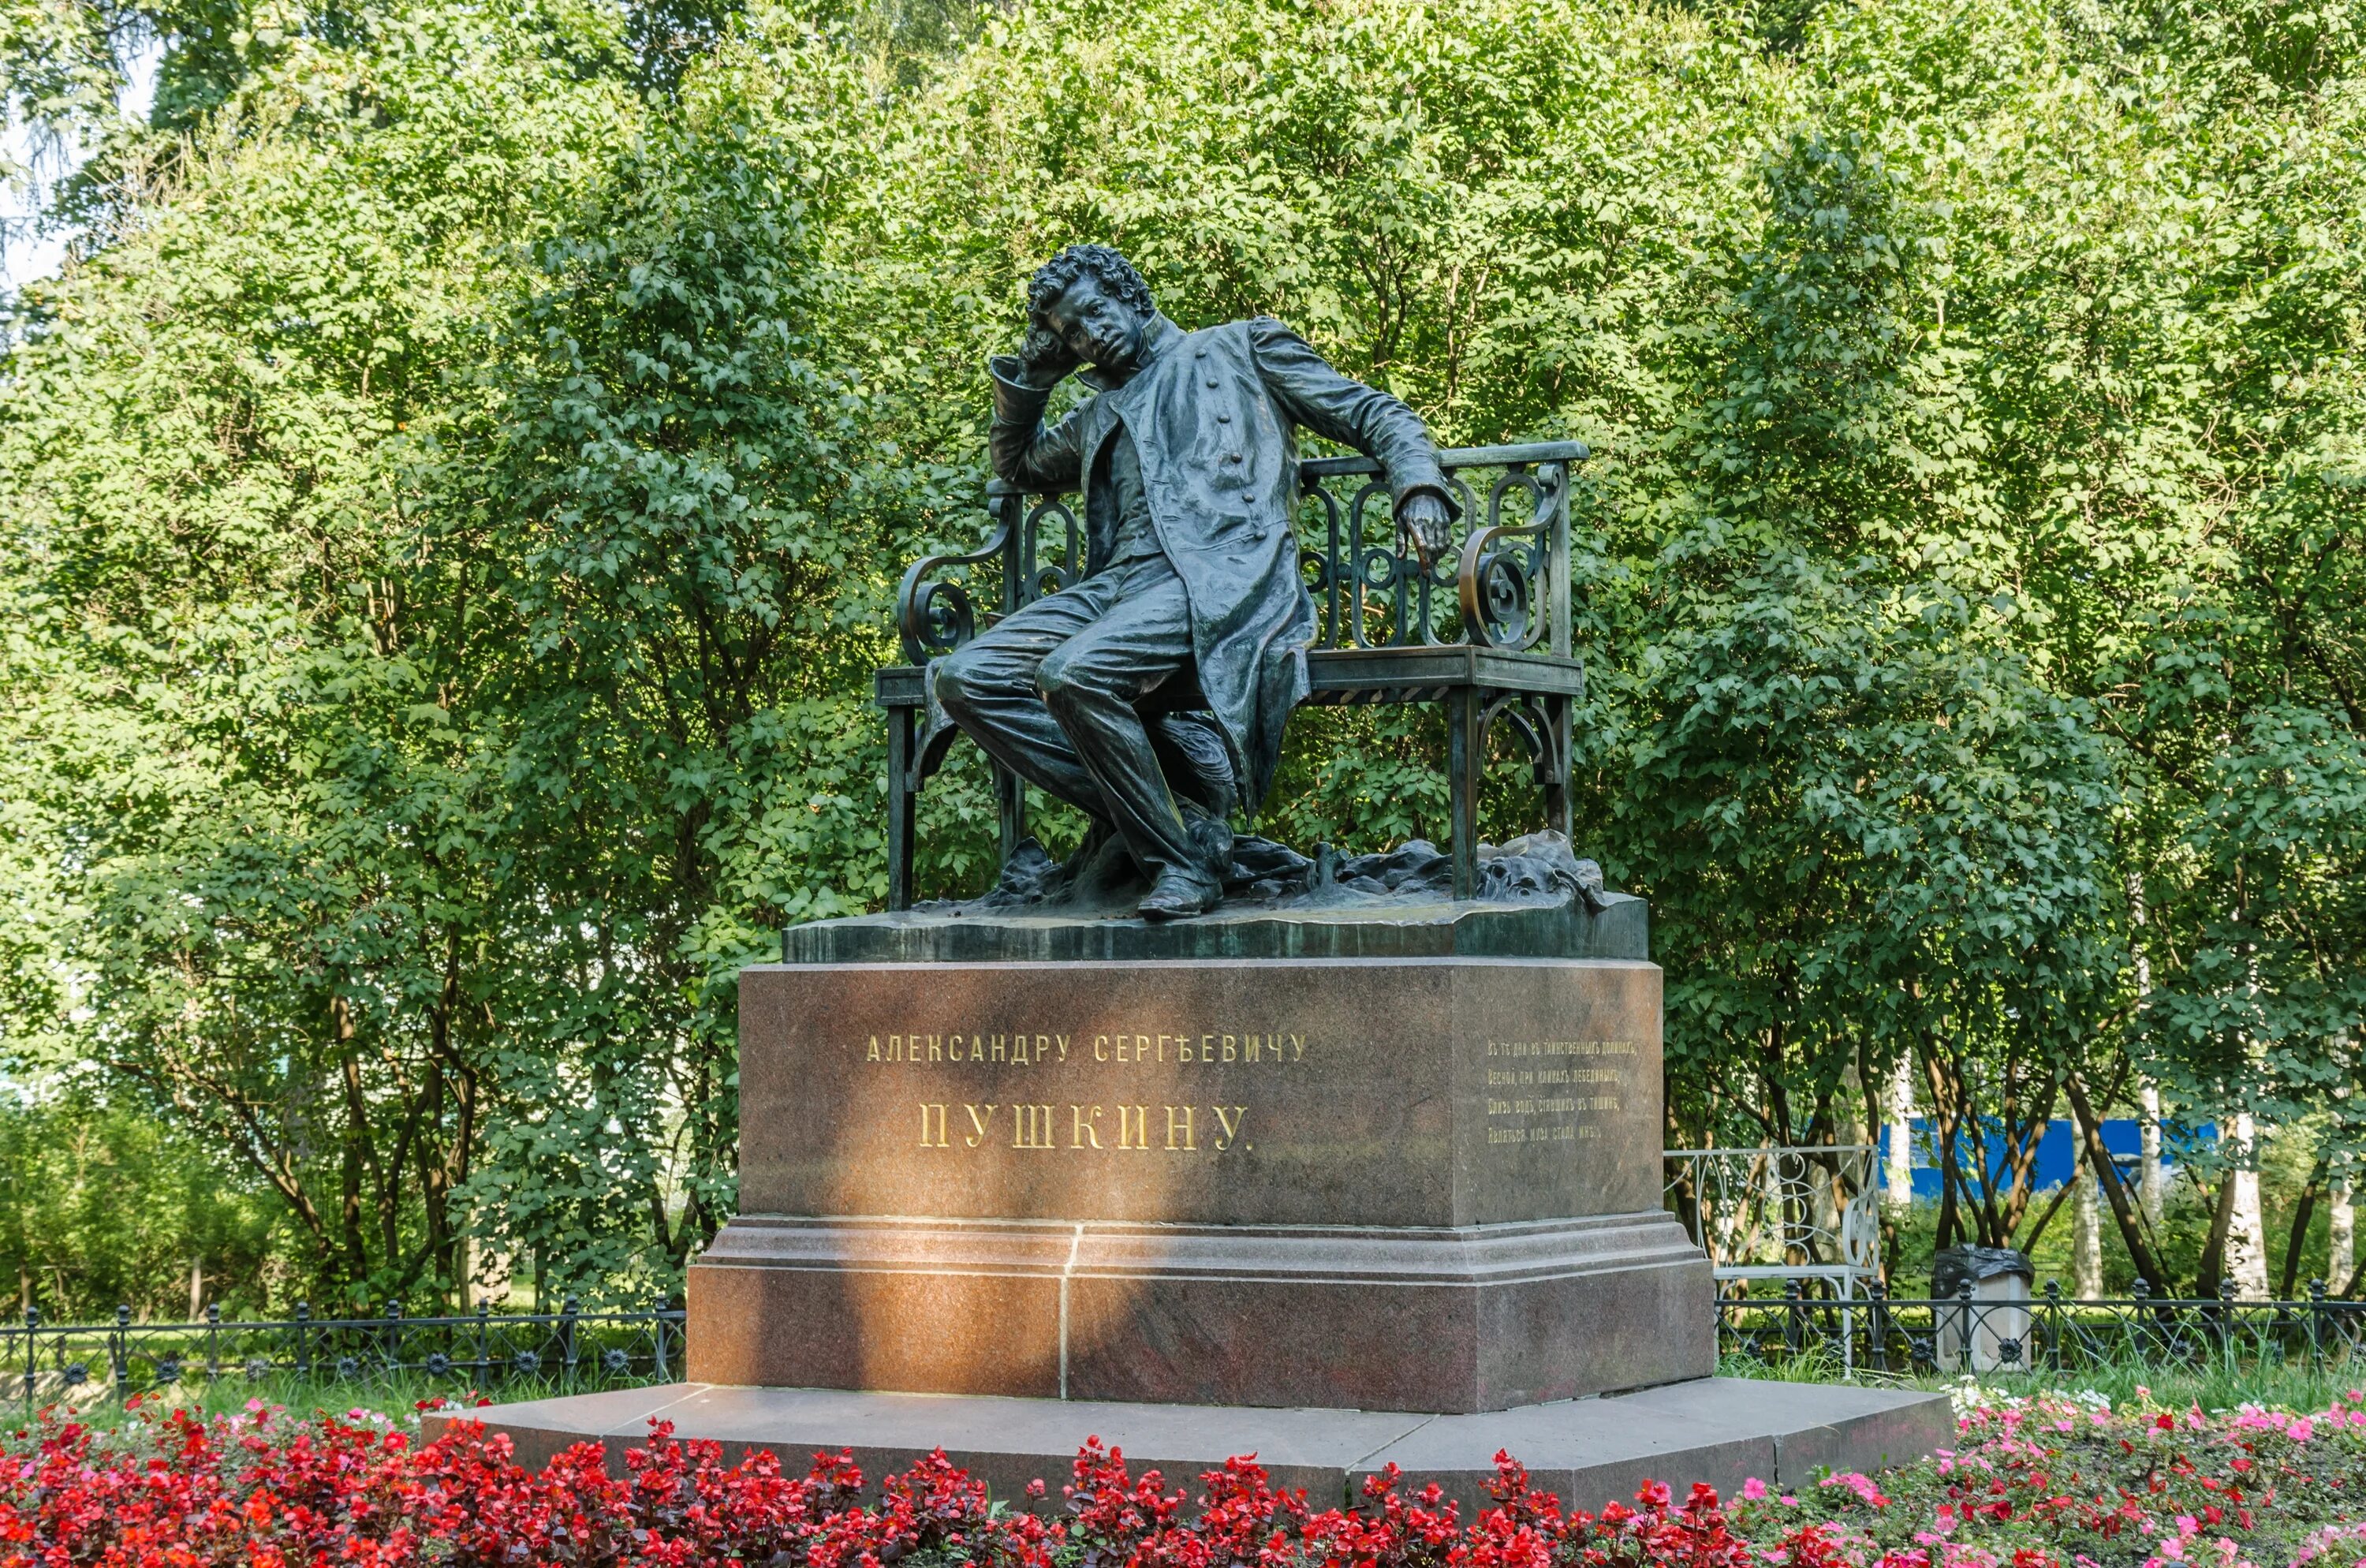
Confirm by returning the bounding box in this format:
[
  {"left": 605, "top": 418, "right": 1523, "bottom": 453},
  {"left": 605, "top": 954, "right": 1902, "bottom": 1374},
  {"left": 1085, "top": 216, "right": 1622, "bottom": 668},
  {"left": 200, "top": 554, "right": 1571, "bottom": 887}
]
[
  {"left": 431, "top": 1376, "right": 1954, "bottom": 1510},
  {"left": 1352, "top": 1377, "right": 1954, "bottom": 1513}
]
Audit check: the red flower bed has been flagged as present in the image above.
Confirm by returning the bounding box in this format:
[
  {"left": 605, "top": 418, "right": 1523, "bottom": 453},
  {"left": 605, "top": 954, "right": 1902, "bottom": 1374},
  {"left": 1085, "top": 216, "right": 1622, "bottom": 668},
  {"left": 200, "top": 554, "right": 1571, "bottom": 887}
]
[{"left": 1, "top": 1388, "right": 2363, "bottom": 1566}]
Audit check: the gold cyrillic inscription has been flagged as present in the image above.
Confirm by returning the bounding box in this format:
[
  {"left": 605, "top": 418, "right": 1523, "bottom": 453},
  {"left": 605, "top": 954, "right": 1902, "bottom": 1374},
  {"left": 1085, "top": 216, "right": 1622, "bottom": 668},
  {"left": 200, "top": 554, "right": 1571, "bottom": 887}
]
[
  {"left": 964, "top": 1103, "right": 997, "bottom": 1148},
  {"left": 1211, "top": 1105, "right": 1248, "bottom": 1152},
  {"left": 1483, "top": 1041, "right": 1636, "bottom": 1149},
  {"left": 918, "top": 1103, "right": 950, "bottom": 1148},
  {"left": 909, "top": 1103, "right": 1248, "bottom": 1157},
  {"left": 864, "top": 1032, "right": 1306, "bottom": 1070},
  {"left": 1115, "top": 1105, "right": 1151, "bottom": 1150},
  {"left": 1013, "top": 1104, "right": 1057, "bottom": 1149}
]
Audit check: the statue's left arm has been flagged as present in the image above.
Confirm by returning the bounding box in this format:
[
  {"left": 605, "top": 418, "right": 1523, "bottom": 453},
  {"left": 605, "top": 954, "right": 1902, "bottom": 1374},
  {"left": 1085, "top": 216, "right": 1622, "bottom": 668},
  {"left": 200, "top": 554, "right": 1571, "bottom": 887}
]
[{"left": 1247, "top": 318, "right": 1456, "bottom": 523}]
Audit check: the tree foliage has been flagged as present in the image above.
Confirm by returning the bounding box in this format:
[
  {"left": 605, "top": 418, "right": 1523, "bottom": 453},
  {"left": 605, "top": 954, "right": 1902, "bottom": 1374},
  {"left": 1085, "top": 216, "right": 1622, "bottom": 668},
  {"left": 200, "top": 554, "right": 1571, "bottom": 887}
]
[{"left": 2, "top": 0, "right": 2364, "bottom": 1306}]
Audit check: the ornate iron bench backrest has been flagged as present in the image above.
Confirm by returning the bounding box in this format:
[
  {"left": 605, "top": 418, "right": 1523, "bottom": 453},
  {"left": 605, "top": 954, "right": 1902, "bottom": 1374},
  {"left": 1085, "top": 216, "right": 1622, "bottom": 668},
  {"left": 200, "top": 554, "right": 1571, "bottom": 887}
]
[{"left": 895, "top": 439, "right": 1587, "bottom": 667}]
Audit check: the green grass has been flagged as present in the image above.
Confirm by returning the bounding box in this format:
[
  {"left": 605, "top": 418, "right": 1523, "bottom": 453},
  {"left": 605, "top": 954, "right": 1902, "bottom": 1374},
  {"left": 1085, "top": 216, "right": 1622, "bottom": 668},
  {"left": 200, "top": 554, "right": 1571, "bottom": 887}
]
[
  {"left": 1719, "top": 1348, "right": 2366, "bottom": 1413},
  {"left": 0, "top": 1370, "right": 615, "bottom": 1439},
  {"left": 29, "top": 1354, "right": 2364, "bottom": 1455}
]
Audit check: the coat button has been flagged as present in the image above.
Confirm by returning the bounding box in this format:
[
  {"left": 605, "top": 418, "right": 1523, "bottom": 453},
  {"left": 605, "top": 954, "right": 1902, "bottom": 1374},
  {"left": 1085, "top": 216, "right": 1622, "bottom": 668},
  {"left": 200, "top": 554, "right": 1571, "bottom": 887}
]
[
  {"left": 1194, "top": 347, "right": 1207, "bottom": 357},
  {"left": 1216, "top": 412, "right": 1231, "bottom": 423},
  {"left": 1225, "top": 452, "right": 1242, "bottom": 464}
]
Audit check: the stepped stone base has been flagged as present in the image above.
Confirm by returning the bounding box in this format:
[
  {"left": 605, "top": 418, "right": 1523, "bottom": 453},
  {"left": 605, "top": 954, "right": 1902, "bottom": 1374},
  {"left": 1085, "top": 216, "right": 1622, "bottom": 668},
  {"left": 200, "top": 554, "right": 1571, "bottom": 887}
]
[
  {"left": 433, "top": 1377, "right": 1955, "bottom": 1514},
  {"left": 688, "top": 1210, "right": 1710, "bottom": 1412}
]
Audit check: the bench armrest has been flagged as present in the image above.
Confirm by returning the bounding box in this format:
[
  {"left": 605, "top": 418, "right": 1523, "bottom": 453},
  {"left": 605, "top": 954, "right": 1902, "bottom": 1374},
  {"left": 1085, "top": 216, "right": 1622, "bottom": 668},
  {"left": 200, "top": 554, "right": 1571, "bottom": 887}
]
[
  {"left": 894, "top": 501, "right": 1018, "bottom": 664},
  {"left": 1456, "top": 461, "right": 1572, "bottom": 655}
]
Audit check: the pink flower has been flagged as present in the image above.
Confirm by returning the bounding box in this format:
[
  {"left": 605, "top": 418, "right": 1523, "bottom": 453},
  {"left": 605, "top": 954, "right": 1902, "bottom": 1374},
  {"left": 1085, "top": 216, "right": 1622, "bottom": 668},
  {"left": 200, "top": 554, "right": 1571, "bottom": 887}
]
[
  {"left": 1742, "top": 1477, "right": 1767, "bottom": 1500},
  {"left": 1821, "top": 1470, "right": 1890, "bottom": 1507}
]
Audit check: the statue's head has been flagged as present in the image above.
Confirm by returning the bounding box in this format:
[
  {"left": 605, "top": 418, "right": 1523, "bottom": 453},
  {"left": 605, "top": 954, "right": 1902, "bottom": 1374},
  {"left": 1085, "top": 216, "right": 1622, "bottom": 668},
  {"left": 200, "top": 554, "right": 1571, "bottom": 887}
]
[{"left": 1028, "top": 244, "right": 1159, "bottom": 371}]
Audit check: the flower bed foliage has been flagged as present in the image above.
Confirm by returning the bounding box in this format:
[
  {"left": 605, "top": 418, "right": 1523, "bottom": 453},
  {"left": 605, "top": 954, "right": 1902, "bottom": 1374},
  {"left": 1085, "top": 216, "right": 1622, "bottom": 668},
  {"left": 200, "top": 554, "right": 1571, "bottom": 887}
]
[{"left": 9, "top": 1388, "right": 2366, "bottom": 1566}]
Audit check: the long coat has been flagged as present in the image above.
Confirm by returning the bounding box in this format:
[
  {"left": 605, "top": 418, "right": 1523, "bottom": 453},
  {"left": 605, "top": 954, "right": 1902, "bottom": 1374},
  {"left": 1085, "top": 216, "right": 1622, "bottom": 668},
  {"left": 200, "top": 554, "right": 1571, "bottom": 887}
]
[{"left": 987, "top": 312, "right": 1451, "bottom": 810}]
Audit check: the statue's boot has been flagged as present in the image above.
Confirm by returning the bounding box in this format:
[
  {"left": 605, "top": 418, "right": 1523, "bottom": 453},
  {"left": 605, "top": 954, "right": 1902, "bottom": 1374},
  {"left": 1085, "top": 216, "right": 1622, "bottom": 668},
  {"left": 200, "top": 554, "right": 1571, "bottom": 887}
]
[
  {"left": 1140, "top": 858, "right": 1222, "bottom": 920},
  {"left": 1133, "top": 711, "right": 1238, "bottom": 919}
]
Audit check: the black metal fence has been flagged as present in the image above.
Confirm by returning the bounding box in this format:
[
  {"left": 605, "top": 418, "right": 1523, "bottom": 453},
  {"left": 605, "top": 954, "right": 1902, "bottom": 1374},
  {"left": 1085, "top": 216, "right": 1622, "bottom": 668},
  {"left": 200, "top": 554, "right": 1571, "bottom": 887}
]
[
  {"left": 1720, "top": 1279, "right": 2366, "bottom": 1376},
  {"left": 4, "top": 1299, "right": 685, "bottom": 1413},
  {"left": 32, "top": 1282, "right": 2366, "bottom": 1410}
]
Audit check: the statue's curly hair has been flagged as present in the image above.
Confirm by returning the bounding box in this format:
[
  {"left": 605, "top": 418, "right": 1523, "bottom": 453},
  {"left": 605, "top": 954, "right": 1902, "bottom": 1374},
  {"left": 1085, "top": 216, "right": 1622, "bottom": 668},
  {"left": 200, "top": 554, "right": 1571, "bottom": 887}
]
[{"left": 1026, "top": 244, "right": 1158, "bottom": 328}]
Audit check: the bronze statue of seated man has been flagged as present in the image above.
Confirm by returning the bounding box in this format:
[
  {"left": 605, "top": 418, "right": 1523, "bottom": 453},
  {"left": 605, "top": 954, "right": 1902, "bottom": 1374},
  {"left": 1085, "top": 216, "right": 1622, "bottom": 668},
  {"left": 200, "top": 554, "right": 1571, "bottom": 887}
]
[{"left": 931, "top": 245, "right": 1455, "bottom": 919}]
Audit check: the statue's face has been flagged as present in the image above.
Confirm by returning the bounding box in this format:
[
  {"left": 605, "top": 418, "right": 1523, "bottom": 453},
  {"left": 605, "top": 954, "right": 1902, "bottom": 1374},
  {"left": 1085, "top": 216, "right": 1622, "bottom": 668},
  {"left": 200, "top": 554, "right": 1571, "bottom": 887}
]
[{"left": 1042, "top": 275, "right": 1148, "bottom": 371}]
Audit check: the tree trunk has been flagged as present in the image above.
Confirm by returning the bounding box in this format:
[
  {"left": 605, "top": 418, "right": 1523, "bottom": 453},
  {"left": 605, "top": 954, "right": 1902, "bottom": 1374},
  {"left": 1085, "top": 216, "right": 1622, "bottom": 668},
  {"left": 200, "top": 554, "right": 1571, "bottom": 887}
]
[
  {"left": 2139, "top": 1083, "right": 2166, "bottom": 1223},
  {"left": 2129, "top": 872, "right": 2164, "bottom": 1227},
  {"left": 2066, "top": 1073, "right": 2171, "bottom": 1290},
  {"left": 1925, "top": 1051, "right": 1965, "bottom": 1252},
  {"left": 2194, "top": 1171, "right": 2238, "bottom": 1299},
  {"left": 2331, "top": 1178, "right": 2355, "bottom": 1296},
  {"left": 1935, "top": 1124, "right": 1963, "bottom": 1251},
  {"left": 1983, "top": 1081, "right": 2063, "bottom": 1247},
  {"left": 2278, "top": 1155, "right": 2330, "bottom": 1300},
  {"left": 420, "top": 1057, "right": 450, "bottom": 1304},
  {"left": 2073, "top": 1144, "right": 2104, "bottom": 1297},
  {"left": 2225, "top": 1113, "right": 2268, "bottom": 1298},
  {"left": 332, "top": 994, "right": 371, "bottom": 1286},
  {"left": 1884, "top": 1056, "right": 1915, "bottom": 1211}
]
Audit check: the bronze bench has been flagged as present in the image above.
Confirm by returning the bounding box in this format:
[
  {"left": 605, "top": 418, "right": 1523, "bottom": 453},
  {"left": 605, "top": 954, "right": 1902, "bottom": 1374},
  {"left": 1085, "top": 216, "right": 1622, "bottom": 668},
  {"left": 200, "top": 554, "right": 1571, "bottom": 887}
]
[{"left": 875, "top": 438, "right": 1588, "bottom": 908}]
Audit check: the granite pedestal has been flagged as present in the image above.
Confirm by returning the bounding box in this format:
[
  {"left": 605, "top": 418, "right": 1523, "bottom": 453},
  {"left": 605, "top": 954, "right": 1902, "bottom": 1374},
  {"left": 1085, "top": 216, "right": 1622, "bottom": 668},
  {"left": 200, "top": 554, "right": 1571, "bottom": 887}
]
[
  {"left": 461, "top": 891, "right": 1950, "bottom": 1493},
  {"left": 692, "top": 894, "right": 1710, "bottom": 1412}
]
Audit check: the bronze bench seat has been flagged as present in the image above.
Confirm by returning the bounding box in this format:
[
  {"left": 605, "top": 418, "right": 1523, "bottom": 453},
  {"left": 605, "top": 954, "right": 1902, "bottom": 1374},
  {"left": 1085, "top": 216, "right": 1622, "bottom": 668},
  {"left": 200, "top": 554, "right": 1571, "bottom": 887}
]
[{"left": 876, "top": 439, "right": 1588, "bottom": 908}]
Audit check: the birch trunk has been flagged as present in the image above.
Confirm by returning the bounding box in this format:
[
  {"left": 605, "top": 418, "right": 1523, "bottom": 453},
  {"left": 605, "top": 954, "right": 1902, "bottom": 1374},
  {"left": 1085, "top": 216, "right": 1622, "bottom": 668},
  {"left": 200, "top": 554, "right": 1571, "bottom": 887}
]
[
  {"left": 1886, "top": 1057, "right": 1916, "bottom": 1211},
  {"left": 2331, "top": 1179, "right": 2354, "bottom": 1293},
  {"left": 2073, "top": 1148, "right": 2104, "bottom": 1297},
  {"left": 2140, "top": 1082, "right": 2166, "bottom": 1223},
  {"left": 2226, "top": 1111, "right": 2270, "bottom": 1298}
]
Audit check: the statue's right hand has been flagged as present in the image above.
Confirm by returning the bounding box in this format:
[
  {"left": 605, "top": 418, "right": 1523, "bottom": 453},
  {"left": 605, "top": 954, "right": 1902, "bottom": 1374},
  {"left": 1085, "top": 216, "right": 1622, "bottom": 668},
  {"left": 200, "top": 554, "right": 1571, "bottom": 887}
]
[{"left": 1017, "top": 323, "right": 1080, "bottom": 388}]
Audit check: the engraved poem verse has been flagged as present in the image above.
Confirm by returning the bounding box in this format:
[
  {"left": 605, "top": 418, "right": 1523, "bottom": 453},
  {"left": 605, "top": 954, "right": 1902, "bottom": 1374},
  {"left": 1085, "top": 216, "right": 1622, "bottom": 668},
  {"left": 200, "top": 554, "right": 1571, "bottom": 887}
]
[{"left": 1483, "top": 1040, "right": 1634, "bottom": 1148}]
